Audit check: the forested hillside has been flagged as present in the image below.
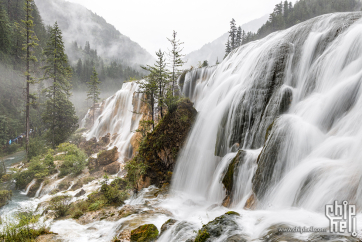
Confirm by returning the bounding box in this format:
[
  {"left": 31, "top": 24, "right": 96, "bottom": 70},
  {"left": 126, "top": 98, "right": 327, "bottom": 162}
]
[
  {"left": 34, "top": 0, "right": 154, "bottom": 67},
  {"left": 0, "top": 0, "right": 147, "bottom": 155},
  {"left": 225, "top": 0, "right": 362, "bottom": 56}
]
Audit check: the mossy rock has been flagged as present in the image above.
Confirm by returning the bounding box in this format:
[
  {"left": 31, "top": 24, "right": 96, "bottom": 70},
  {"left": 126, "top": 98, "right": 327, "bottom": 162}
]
[
  {"left": 130, "top": 224, "right": 159, "bottom": 242},
  {"left": 160, "top": 219, "right": 177, "bottom": 235},
  {"left": 194, "top": 212, "right": 241, "bottom": 242},
  {"left": 222, "top": 150, "right": 246, "bottom": 200}
]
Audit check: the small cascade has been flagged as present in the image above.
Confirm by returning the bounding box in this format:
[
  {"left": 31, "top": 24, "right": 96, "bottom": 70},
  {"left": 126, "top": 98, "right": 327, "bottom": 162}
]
[
  {"left": 35, "top": 181, "right": 44, "bottom": 198},
  {"left": 22, "top": 179, "right": 36, "bottom": 195},
  {"left": 86, "top": 81, "right": 143, "bottom": 162},
  {"left": 67, "top": 181, "right": 75, "bottom": 191}
]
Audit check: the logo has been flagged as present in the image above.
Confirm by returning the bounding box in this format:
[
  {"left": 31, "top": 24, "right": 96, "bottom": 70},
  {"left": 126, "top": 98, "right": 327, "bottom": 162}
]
[{"left": 326, "top": 201, "right": 357, "bottom": 237}]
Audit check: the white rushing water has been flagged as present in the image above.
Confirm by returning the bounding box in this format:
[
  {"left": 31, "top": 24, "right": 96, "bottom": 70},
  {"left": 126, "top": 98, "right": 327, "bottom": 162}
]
[
  {"left": 2, "top": 12, "right": 362, "bottom": 242},
  {"left": 168, "top": 12, "right": 362, "bottom": 240},
  {"left": 86, "top": 81, "right": 143, "bottom": 162}
]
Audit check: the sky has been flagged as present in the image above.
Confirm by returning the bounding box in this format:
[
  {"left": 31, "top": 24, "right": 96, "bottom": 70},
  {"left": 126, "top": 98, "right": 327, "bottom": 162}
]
[{"left": 66, "top": 0, "right": 290, "bottom": 55}]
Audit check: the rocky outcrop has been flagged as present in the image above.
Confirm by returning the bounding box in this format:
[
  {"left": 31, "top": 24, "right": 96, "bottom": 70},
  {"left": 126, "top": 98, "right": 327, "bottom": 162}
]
[
  {"left": 135, "top": 99, "right": 197, "bottom": 187},
  {"left": 160, "top": 219, "right": 177, "bottom": 235},
  {"left": 130, "top": 224, "right": 159, "bottom": 242},
  {"left": 222, "top": 150, "right": 247, "bottom": 207},
  {"left": 79, "top": 133, "right": 110, "bottom": 156},
  {"left": 194, "top": 211, "right": 246, "bottom": 242},
  {"left": 88, "top": 147, "right": 119, "bottom": 172},
  {"left": 103, "top": 162, "right": 120, "bottom": 174}
]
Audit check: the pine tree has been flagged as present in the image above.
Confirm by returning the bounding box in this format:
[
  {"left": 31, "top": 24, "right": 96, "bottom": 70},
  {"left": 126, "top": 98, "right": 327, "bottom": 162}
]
[
  {"left": 23, "top": 0, "right": 39, "bottom": 157},
  {"left": 87, "top": 67, "right": 101, "bottom": 124},
  {"left": 137, "top": 73, "right": 157, "bottom": 130},
  {"left": 236, "top": 26, "right": 242, "bottom": 47},
  {"left": 229, "top": 18, "right": 237, "bottom": 50},
  {"left": 141, "top": 49, "right": 170, "bottom": 121},
  {"left": 42, "top": 22, "right": 77, "bottom": 147},
  {"left": 0, "top": 4, "right": 12, "bottom": 57},
  {"left": 167, "top": 30, "right": 185, "bottom": 95},
  {"left": 224, "top": 37, "right": 231, "bottom": 59}
]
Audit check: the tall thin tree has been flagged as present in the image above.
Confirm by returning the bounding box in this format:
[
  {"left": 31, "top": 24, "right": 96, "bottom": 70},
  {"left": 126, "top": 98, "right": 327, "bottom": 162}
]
[
  {"left": 87, "top": 67, "right": 101, "bottom": 124},
  {"left": 167, "top": 30, "right": 185, "bottom": 95},
  {"left": 23, "top": 0, "right": 38, "bottom": 157}
]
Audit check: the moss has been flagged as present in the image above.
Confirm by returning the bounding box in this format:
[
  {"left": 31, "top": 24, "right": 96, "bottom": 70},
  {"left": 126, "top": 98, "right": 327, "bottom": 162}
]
[
  {"left": 265, "top": 120, "right": 275, "bottom": 142},
  {"left": 195, "top": 230, "right": 210, "bottom": 242},
  {"left": 225, "top": 211, "right": 240, "bottom": 216},
  {"left": 128, "top": 98, "right": 197, "bottom": 188},
  {"left": 130, "top": 224, "right": 159, "bottom": 242}
]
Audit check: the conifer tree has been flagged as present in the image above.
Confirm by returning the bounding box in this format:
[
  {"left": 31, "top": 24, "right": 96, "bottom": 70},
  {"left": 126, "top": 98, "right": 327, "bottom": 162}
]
[
  {"left": 236, "top": 26, "right": 242, "bottom": 47},
  {"left": 87, "top": 67, "right": 101, "bottom": 124},
  {"left": 229, "top": 18, "right": 237, "bottom": 50},
  {"left": 23, "top": 0, "right": 39, "bottom": 157},
  {"left": 0, "top": 4, "right": 12, "bottom": 57},
  {"left": 137, "top": 73, "right": 157, "bottom": 130},
  {"left": 42, "top": 22, "right": 78, "bottom": 147},
  {"left": 167, "top": 30, "right": 185, "bottom": 95},
  {"left": 224, "top": 37, "right": 231, "bottom": 59}
]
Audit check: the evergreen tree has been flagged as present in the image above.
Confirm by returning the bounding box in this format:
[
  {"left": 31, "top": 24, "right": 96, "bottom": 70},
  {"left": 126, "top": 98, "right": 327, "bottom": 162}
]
[
  {"left": 167, "top": 30, "right": 185, "bottom": 95},
  {"left": 87, "top": 67, "right": 101, "bottom": 124},
  {"left": 141, "top": 49, "right": 170, "bottom": 121},
  {"left": 236, "top": 26, "right": 242, "bottom": 47},
  {"left": 229, "top": 18, "right": 237, "bottom": 50},
  {"left": 23, "top": 0, "right": 39, "bottom": 157},
  {"left": 224, "top": 37, "right": 231, "bottom": 59},
  {"left": 137, "top": 73, "right": 157, "bottom": 130},
  {"left": 42, "top": 91, "right": 78, "bottom": 147},
  {"left": 0, "top": 4, "right": 11, "bottom": 58},
  {"left": 42, "top": 22, "right": 77, "bottom": 147}
]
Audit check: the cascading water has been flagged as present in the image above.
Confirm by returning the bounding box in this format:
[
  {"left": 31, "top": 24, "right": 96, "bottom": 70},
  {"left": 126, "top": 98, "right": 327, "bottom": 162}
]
[
  {"left": 86, "top": 81, "right": 143, "bottom": 162},
  {"left": 167, "top": 12, "right": 362, "bottom": 240}
]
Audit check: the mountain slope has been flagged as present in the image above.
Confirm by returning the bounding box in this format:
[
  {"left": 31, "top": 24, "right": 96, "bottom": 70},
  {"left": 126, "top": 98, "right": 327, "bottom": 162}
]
[
  {"left": 34, "top": 0, "right": 154, "bottom": 66},
  {"left": 184, "top": 15, "right": 269, "bottom": 68}
]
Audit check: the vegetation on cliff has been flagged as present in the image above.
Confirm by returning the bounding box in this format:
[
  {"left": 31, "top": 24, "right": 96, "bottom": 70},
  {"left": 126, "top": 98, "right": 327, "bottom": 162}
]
[{"left": 126, "top": 98, "right": 197, "bottom": 189}]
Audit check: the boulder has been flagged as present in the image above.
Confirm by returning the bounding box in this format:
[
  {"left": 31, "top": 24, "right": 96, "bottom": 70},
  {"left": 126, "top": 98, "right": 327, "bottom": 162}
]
[
  {"left": 97, "top": 147, "right": 119, "bottom": 166},
  {"left": 103, "top": 161, "right": 120, "bottom": 174},
  {"left": 74, "top": 189, "right": 86, "bottom": 197},
  {"left": 130, "top": 224, "right": 159, "bottom": 242}
]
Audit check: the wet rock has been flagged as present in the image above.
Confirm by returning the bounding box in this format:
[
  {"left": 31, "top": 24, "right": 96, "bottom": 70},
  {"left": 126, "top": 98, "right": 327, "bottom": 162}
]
[
  {"left": 160, "top": 219, "right": 177, "bottom": 235},
  {"left": 36, "top": 234, "right": 63, "bottom": 242},
  {"left": 244, "top": 193, "right": 256, "bottom": 210},
  {"left": 222, "top": 150, "right": 247, "bottom": 207},
  {"left": 226, "top": 234, "right": 248, "bottom": 242},
  {"left": 194, "top": 211, "right": 241, "bottom": 242},
  {"left": 130, "top": 224, "right": 159, "bottom": 242},
  {"left": 27, "top": 180, "right": 42, "bottom": 197},
  {"left": 133, "top": 99, "right": 197, "bottom": 187},
  {"left": 74, "top": 189, "right": 86, "bottom": 197},
  {"left": 98, "top": 147, "right": 119, "bottom": 166},
  {"left": 103, "top": 161, "right": 120, "bottom": 174}
]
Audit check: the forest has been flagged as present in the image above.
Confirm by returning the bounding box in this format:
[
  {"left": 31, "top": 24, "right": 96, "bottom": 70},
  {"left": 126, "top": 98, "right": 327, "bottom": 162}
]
[
  {"left": 0, "top": 0, "right": 143, "bottom": 156},
  {"left": 225, "top": 0, "right": 362, "bottom": 56}
]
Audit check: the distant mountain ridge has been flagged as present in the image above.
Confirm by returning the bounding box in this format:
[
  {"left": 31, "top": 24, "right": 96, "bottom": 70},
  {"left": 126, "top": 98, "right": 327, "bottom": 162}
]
[
  {"left": 34, "top": 0, "right": 154, "bottom": 67},
  {"left": 184, "top": 15, "right": 269, "bottom": 68}
]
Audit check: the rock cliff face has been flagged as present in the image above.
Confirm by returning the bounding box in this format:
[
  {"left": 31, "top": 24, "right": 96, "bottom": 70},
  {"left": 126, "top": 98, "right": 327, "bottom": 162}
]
[{"left": 136, "top": 99, "right": 197, "bottom": 187}]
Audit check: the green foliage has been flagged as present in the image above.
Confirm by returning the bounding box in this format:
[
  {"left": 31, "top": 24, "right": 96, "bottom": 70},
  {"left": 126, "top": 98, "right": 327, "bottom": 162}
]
[
  {"left": 49, "top": 195, "right": 72, "bottom": 218},
  {"left": 0, "top": 211, "right": 50, "bottom": 242},
  {"left": 130, "top": 224, "right": 159, "bottom": 242},
  {"left": 227, "top": 0, "right": 361, "bottom": 52},
  {"left": 194, "top": 230, "right": 210, "bottom": 242},
  {"left": 88, "top": 200, "right": 105, "bottom": 211},
  {"left": 167, "top": 30, "right": 186, "bottom": 93},
  {"left": 42, "top": 92, "right": 79, "bottom": 148},
  {"left": 28, "top": 137, "right": 47, "bottom": 160},
  {"left": 57, "top": 143, "right": 87, "bottom": 177},
  {"left": 125, "top": 159, "right": 148, "bottom": 188},
  {"left": 0, "top": 190, "right": 12, "bottom": 207}
]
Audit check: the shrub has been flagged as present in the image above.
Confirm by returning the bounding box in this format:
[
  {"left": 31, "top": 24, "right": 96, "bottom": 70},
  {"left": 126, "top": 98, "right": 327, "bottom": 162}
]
[
  {"left": 88, "top": 200, "right": 105, "bottom": 211},
  {"left": 58, "top": 143, "right": 87, "bottom": 177},
  {"left": 50, "top": 195, "right": 72, "bottom": 218},
  {"left": 28, "top": 137, "right": 47, "bottom": 160}
]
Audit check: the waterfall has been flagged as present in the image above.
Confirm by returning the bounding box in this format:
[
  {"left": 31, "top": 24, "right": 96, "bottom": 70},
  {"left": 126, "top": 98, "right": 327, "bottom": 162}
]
[
  {"left": 22, "top": 179, "right": 36, "bottom": 196},
  {"left": 35, "top": 181, "right": 44, "bottom": 198},
  {"left": 86, "top": 81, "right": 143, "bottom": 161},
  {"left": 172, "top": 12, "right": 362, "bottom": 214}
]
